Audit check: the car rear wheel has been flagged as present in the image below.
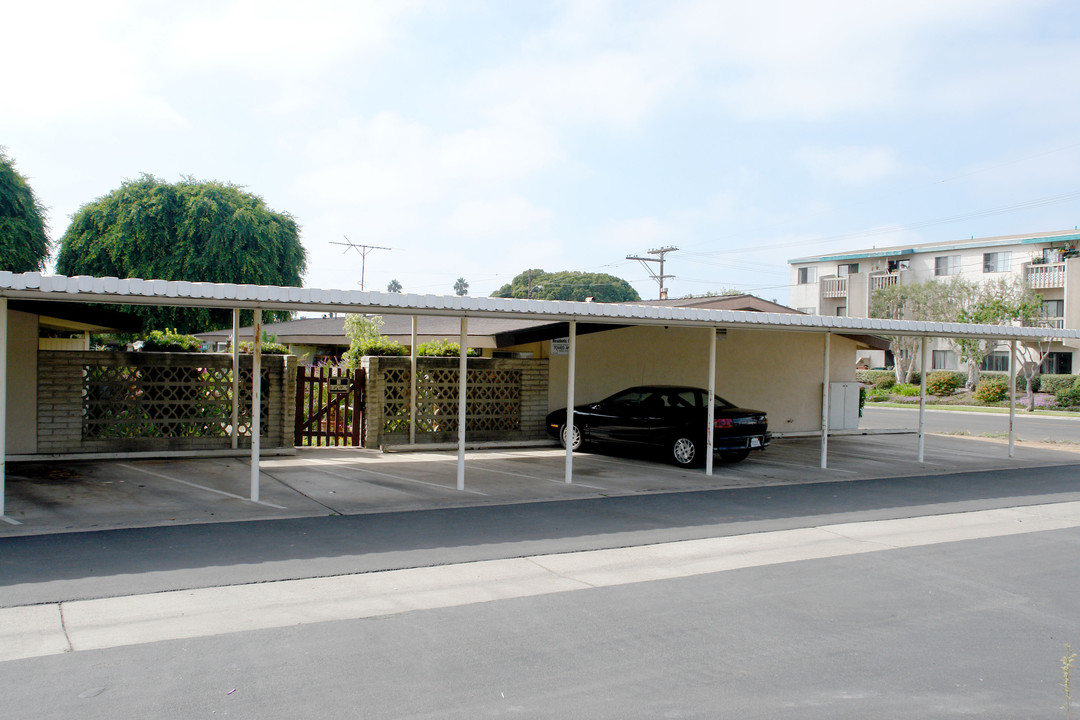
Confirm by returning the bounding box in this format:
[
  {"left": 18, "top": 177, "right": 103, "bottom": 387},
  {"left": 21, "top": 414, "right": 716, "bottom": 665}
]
[
  {"left": 559, "top": 424, "right": 582, "bottom": 451},
  {"left": 670, "top": 436, "right": 700, "bottom": 467},
  {"left": 719, "top": 448, "right": 751, "bottom": 463}
]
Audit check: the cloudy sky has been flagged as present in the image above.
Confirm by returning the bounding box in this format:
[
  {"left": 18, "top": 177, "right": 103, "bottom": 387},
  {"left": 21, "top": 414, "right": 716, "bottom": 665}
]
[{"left": 4, "top": 0, "right": 1080, "bottom": 304}]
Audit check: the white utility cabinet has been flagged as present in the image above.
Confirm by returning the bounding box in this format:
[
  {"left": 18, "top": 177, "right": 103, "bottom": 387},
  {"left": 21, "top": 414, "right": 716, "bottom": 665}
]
[{"left": 828, "top": 382, "right": 860, "bottom": 430}]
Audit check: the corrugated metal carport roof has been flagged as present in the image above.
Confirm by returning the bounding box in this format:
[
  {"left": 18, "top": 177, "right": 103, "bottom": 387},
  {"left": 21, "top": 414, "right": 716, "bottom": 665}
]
[{"left": 3, "top": 272, "right": 1078, "bottom": 342}]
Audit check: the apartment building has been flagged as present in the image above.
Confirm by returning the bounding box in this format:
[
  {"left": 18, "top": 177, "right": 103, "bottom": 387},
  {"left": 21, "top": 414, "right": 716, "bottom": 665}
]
[{"left": 789, "top": 230, "right": 1080, "bottom": 373}]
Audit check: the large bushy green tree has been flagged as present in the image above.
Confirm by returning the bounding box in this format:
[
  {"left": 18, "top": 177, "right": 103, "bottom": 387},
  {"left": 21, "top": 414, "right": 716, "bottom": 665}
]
[
  {"left": 491, "top": 269, "right": 640, "bottom": 302},
  {"left": 0, "top": 149, "right": 50, "bottom": 272},
  {"left": 56, "top": 175, "right": 307, "bottom": 333}
]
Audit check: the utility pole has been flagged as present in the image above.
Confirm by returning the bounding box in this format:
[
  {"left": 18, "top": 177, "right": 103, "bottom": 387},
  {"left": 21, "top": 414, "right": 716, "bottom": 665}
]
[
  {"left": 330, "top": 236, "right": 392, "bottom": 292},
  {"left": 627, "top": 246, "right": 678, "bottom": 299}
]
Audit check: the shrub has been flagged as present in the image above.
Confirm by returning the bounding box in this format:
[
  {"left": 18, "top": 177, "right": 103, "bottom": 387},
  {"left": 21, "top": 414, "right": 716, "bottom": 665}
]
[
  {"left": 343, "top": 337, "right": 408, "bottom": 366},
  {"left": 239, "top": 341, "right": 290, "bottom": 355},
  {"left": 974, "top": 376, "right": 1009, "bottom": 403},
  {"left": 417, "top": 339, "right": 460, "bottom": 356},
  {"left": 1057, "top": 386, "right": 1080, "bottom": 408},
  {"left": 866, "top": 387, "right": 890, "bottom": 402},
  {"left": 139, "top": 329, "right": 202, "bottom": 352},
  {"left": 1038, "top": 374, "right": 1077, "bottom": 393},
  {"left": 1057, "top": 389, "right": 1080, "bottom": 407},
  {"left": 979, "top": 371, "right": 1026, "bottom": 392},
  {"left": 926, "top": 371, "right": 963, "bottom": 397},
  {"left": 893, "top": 383, "right": 921, "bottom": 397},
  {"left": 856, "top": 370, "right": 895, "bottom": 388}
]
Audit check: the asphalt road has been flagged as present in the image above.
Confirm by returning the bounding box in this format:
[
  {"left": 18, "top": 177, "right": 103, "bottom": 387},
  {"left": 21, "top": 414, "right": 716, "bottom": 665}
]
[
  {"left": 4, "top": 463, "right": 1080, "bottom": 606},
  {"left": 4, "top": 463, "right": 1080, "bottom": 718},
  {"left": 862, "top": 405, "right": 1080, "bottom": 442},
  {"left": 5, "top": 518, "right": 1079, "bottom": 718}
]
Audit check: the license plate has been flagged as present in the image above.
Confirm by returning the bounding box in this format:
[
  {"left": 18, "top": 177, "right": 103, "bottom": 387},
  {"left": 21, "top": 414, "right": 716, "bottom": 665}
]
[{"left": 750, "top": 437, "right": 762, "bottom": 448}]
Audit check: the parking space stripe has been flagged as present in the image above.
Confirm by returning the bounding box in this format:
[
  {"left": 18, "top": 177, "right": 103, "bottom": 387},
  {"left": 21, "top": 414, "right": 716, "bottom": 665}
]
[
  {"left": 303, "top": 458, "right": 489, "bottom": 496},
  {"left": 116, "top": 463, "right": 287, "bottom": 509}
]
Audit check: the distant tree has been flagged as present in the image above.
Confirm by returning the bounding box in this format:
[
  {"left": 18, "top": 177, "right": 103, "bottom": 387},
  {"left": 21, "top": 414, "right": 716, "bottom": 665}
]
[
  {"left": 870, "top": 279, "right": 962, "bottom": 384},
  {"left": 491, "top": 269, "right": 640, "bottom": 302},
  {"left": 870, "top": 276, "right": 1042, "bottom": 387},
  {"left": 454, "top": 277, "right": 469, "bottom": 296},
  {"left": 342, "top": 314, "right": 406, "bottom": 365},
  {"left": 954, "top": 277, "right": 1042, "bottom": 390},
  {"left": 387, "top": 279, "right": 402, "bottom": 293},
  {"left": 56, "top": 175, "right": 306, "bottom": 333},
  {"left": 0, "top": 148, "right": 50, "bottom": 272}
]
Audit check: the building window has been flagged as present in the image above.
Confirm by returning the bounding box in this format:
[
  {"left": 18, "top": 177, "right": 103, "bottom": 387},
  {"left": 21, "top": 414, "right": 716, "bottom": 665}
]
[
  {"left": 836, "top": 306, "right": 847, "bottom": 317},
  {"left": 983, "top": 251, "right": 1011, "bottom": 273},
  {"left": 798, "top": 267, "right": 817, "bottom": 284},
  {"left": 932, "top": 350, "right": 958, "bottom": 370},
  {"left": 934, "top": 255, "right": 961, "bottom": 276},
  {"left": 1043, "top": 299, "right": 1065, "bottom": 319},
  {"left": 1041, "top": 352, "right": 1073, "bottom": 375},
  {"left": 980, "top": 351, "right": 1010, "bottom": 372},
  {"left": 887, "top": 258, "right": 910, "bottom": 272},
  {"left": 797, "top": 307, "right": 816, "bottom": 314},
  {"left": 837, "top": 263, "right": 859, "bottom": 277}
]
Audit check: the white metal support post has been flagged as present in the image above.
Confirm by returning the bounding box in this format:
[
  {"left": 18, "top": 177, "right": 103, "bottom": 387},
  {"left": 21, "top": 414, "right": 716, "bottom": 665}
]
[
  {"left": 1009, "top": 339, "right": 1017, "bottom": 458},
  {"left": 918, "top": 337, "right": 928, "bottom": 463},
  {"left": 705, "top": 327, "right": 716, "bottom": 476},
  {"left": 250, "top": 309, "right": 262, "bottom": 502},
  {"left": 0, "top": 298, "right": 7, "bottom": 518},
  {"left": 231, "top": 308, "right": 240, "bottom": 450},
  {"left": 565, "top": 320, "right": 577, "bottom": 484},
  {"left": 820, "top": 332, "right": 831, "bottom": 469},
  {"left": 410, "top": 315, "right": 418, "bottom": 446},
  {"left": 457, "top": 317, "right": 467, "bottom": 491}
]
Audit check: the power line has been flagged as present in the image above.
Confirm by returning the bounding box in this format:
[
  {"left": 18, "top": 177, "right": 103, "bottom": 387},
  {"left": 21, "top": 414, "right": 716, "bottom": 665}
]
[{"left": 626, "top": 246, "right": 678, "bottom": 299}]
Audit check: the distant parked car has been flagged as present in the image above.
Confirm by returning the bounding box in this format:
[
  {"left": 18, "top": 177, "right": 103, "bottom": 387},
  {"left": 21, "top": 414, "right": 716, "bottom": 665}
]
[{"left": 546, "top": 385, "right": 769, "bottom": 467}]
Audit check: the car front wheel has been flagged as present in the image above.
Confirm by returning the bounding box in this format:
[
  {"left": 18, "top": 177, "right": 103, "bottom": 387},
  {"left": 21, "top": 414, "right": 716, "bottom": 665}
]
[
  {"left": 560, "top": 424, "right": 582, "bottom": 451},
  {"left": 670, "top": 436, "right": 700, "bottom": 467}
]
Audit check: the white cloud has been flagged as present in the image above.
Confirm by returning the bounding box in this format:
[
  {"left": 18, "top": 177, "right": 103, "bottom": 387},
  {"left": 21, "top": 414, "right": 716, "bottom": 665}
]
[
  {"left": 445, "top": 196, "right": 551, "bottom": 237},
  {"left": 798, "top": 146, "right": 900, "bottom": 184}
]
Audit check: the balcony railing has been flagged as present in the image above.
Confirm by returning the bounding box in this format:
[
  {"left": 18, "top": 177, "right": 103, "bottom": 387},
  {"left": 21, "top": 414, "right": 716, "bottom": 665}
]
[
  {"left": 1044, "top": 316, "right": 1065, "bottom": 329},
  {"left": 869, "top": 273, "right": 900, "bottom": 292},
  {"left": 822, "top": 277, "right": 847, "bottom": 298},
  {"left": 1025, "top": 261, "right": 1066, "bottom": 289}
]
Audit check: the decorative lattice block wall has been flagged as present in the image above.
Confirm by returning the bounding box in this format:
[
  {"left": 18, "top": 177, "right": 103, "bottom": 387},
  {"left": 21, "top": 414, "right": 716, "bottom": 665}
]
[
  {"left": 363, "top": 357, "right": 548, "bottom": 447},
  {"left": 37, "top": 351, "right": 295, "bottom": 454}
]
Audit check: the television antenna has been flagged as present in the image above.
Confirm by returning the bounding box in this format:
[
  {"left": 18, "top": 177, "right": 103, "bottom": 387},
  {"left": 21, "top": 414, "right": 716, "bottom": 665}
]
[{"left": 329, "top": 236, "right": 392, "bottom": 291}]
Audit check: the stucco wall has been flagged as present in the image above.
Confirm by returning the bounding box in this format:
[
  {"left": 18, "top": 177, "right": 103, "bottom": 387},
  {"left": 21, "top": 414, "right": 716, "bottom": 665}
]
[
  {"left": 5, "top": 310, "right": 38, "bottom": 454},
  {"left": 1066, "top": 257, "right": 1079, "bottom": 351},
  {"left": 545, "top": 326, "right": 858, "bottom": 434}
]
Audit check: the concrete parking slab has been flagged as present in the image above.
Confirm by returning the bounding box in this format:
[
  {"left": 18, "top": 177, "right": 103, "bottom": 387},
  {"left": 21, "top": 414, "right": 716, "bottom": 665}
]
[{"left": 2, "top": 433, "right": 1079, "bottom": 537}]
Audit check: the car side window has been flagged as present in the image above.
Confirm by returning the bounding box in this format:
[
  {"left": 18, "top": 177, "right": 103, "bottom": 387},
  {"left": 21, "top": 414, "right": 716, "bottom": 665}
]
[{"left": 610, "top": 390, "right": 649, "bottom": 411}]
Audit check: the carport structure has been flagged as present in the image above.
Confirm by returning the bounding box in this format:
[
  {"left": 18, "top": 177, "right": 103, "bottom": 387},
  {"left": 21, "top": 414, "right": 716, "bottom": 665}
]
[{"left": 3, "top": 271, "right": 1080, "bottom": 524}]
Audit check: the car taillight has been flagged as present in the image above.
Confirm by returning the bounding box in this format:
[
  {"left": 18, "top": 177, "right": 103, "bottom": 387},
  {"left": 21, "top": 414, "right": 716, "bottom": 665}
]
[{"left": 714, "top": 418, "right": 733, "bottom": 428}]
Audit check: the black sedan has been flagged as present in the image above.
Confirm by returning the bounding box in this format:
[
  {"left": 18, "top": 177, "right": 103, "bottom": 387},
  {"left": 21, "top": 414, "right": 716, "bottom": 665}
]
[{"left": 546, "top": 385, "right": 769, "bottom": 467}]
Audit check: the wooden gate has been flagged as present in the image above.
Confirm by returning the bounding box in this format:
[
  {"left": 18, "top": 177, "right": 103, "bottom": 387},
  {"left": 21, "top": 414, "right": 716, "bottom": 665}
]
[{"left": 294, "top": 366, "right": 365, "bottom": 446}]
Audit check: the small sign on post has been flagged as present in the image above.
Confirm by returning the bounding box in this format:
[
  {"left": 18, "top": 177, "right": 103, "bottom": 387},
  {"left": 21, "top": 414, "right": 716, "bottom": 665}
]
[{"left": 328, "top": 376, "right": 350, "bottom": 394}]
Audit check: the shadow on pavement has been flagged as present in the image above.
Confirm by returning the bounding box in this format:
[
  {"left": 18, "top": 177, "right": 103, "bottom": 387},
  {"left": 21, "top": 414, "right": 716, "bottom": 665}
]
[{"left": 2, "top": 461, "right": 1079, "bottom": 606}]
